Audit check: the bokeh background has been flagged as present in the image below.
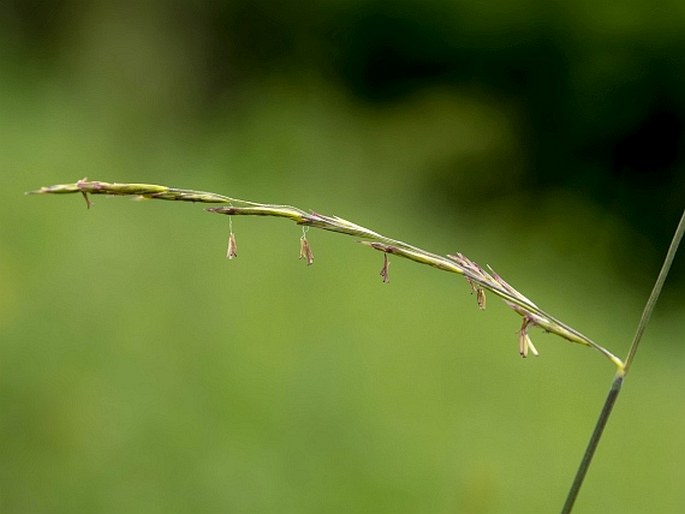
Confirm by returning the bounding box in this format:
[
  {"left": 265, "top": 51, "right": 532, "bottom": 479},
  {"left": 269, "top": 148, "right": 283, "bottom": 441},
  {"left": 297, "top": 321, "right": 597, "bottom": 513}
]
[{"left": 2, "top": 1, "right": 684, "bottom": 513}]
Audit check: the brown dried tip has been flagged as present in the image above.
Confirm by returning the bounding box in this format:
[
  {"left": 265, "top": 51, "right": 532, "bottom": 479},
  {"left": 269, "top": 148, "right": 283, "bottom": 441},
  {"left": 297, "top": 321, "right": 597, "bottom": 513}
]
[
  {"left": 299, "top": 237, "right": 314, "bottom": 266},
  {"left": 380, "top": 253, "right": 390, "bottom": 283},
  {"left": 226, "top": 232, "right": 238, "bottom": 259}
]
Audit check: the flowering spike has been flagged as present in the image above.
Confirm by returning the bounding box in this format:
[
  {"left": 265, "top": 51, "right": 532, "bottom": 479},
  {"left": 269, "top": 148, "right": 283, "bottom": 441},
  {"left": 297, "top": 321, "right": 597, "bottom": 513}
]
[{"left": 29, "top": 177, "right": 626, "bottom": 370}]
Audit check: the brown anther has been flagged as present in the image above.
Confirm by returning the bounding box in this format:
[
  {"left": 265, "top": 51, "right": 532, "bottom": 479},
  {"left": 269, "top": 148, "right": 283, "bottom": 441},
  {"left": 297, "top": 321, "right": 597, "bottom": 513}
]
[
  {"left": 81, "top": 191, "right": 92, "bottom": 209},
  {"left": 466, "top": 278, "right": 486, "bottom": 309},
  {"left": 380, "top": 253, "right": 390, "bottom": 283},
  {"left": 226, "top": 232, "right": 238, "bottom": 259},
  {"left": 518, "top": 317, "right": 539, "bottom": 357},
  {"left": 76, "top": 177, "right": 93, "bottom": 209},
  {"left": 299, "top": 236, "right": 314, "bottom": 266},
  {"left": 476, "top": 288, "right": 486, "bottom": 310}
]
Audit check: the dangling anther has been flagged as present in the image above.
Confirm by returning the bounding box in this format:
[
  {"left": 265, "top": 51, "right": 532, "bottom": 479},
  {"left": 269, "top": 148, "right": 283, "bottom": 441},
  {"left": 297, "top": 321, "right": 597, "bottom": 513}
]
[
  {"left": 466, "top": 278, "right": 487, "bottom": 310},
  {"left": 77, "top": 178, "right": 93, "bottom": 209},
  {"left": 518, "top": 317, "right": 539, "bottom": 358},
  {"left": 226, "top": 216, "right": 238, "bottom": 259},
  {"left": 476, "top": 287, "right": 486, "bottom": 310},
  {"left": 81, "top": 191, "right": 92, "bottom": 209},
  {"left": 299, "top": 227, "right": 314, "bottom": 265},
  {"left": 380, "top": 253, "right": 390, "bottom": 283}
]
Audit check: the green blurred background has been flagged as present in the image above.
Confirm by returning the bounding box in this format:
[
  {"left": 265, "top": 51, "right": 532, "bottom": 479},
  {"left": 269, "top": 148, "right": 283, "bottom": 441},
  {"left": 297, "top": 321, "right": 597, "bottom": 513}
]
[{"left": 1, "top": 1, "right": 684, "bottom": 513}]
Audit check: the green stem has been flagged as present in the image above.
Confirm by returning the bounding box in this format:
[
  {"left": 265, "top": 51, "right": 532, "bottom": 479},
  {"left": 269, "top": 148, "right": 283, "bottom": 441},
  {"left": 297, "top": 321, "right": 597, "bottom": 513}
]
[
  {"left": 624, "top": 209, "right": 685, "bottom": 374},
  {"left": 560, "top": 374, "right": 622, "bottom": 514},
  {"left": 561, "top": 208, "right": 685, "bottom": 513}
]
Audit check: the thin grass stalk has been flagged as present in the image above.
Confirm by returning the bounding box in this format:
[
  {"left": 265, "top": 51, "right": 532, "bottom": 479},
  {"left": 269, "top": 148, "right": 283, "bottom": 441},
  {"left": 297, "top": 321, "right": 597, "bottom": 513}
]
[
  {"left": 28, "top": 178, "right": 624, "bottom": 367},
  {"left": 623, "top": 208, "right": 685, "bottom": 374},
  {"left": 561, "top": 208, "right": 685, "bottom": 513},
  {"left": 560, "top": 375, "right": 623, "bottom": 514}
]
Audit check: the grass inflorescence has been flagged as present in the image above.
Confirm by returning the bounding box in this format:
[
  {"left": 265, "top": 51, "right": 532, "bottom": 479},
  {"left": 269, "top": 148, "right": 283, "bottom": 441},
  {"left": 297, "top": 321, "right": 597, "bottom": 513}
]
[
  {"left": 28, "top": 178, "right": 685, "bottom": 514},
  {"left": 28, "top": 178, "right": 622, "bottom": 368}
]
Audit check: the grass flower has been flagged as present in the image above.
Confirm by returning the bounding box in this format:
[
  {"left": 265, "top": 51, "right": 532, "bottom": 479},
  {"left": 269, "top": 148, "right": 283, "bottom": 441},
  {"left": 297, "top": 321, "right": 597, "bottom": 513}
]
[{"left": 28, "top": 178, "right": 685, "bottom": 513}]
